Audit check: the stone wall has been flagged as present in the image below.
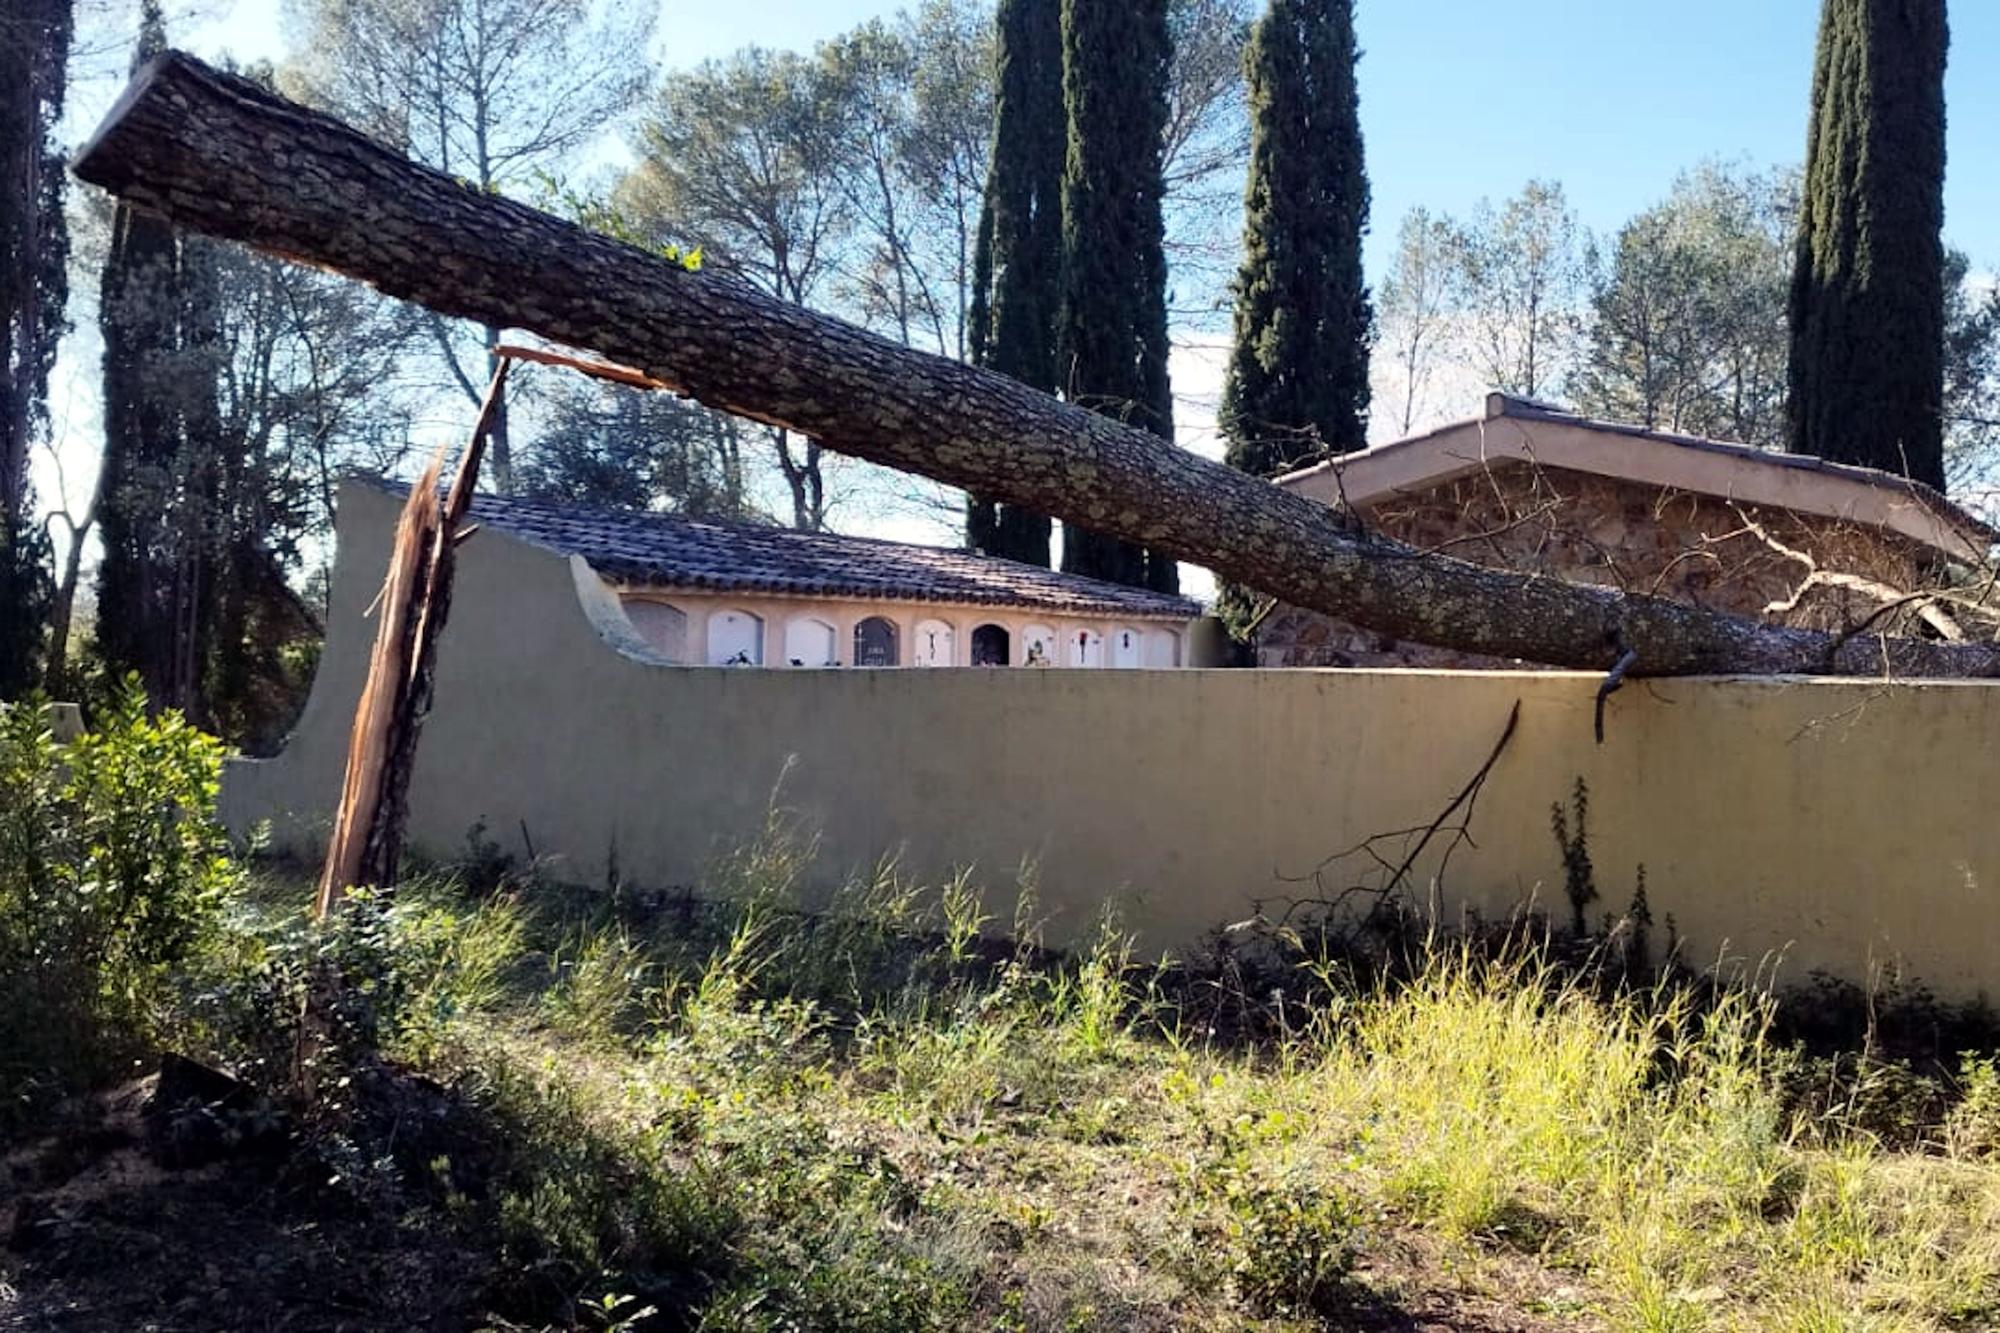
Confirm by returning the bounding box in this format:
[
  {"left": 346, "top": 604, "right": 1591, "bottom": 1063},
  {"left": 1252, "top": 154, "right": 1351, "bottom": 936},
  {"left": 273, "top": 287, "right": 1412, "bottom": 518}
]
[{"left": 1259, "top": 462, "right": 1943, "bottom": 669}]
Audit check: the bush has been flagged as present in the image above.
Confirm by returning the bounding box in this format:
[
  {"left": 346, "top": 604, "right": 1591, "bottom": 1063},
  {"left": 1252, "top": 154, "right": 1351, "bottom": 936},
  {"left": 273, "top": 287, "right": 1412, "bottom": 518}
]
[
  {"left": 1950, "top": 1055, "right": 2000, "bottom": 1159},
  {"left": 0, "top": 683, "right": 237, "bottom": 1130},
  {"left": 1223, "top": 1175, "right": 1364, "bottom": 1318},
  {"left": 191, "top": 880, "right": 531, "bottom": 1102}
]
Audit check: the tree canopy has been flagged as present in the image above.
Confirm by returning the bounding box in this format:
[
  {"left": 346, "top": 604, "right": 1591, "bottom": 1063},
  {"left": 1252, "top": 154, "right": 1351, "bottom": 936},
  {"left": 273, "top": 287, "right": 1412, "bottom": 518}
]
[
  {"left": 1056, "top": 0, "right": 1178, "bottom": 593},
  {"left": 1787, "top": 0, "right": 1949, "bottom": 487}
]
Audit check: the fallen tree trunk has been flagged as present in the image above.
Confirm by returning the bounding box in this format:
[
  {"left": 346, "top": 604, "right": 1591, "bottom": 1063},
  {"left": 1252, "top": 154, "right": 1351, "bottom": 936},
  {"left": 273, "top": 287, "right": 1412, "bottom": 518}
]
[{"left": 74, "top": 52, "right": 2000, "bottom": 678}]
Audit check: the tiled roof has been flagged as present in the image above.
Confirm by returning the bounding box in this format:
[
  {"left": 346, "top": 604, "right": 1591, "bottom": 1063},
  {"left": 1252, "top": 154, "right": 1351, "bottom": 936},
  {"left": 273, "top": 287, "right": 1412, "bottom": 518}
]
[
  {"left": 1276, "top": 393, "right": 1998, "bottom": 561},
  {"left": 1486, "top": 394, "right": 1998, "bottom": 543},
  {"left": 372, "top": 481, "right": 1201, "bottom": 620}
]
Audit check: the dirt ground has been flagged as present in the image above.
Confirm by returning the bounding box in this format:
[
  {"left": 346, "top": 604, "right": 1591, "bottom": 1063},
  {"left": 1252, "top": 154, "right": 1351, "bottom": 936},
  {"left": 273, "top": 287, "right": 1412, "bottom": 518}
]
[
  {"left": 1, "top": 1065, "right": 1591, "bottom": 1333},
  {"left": 2, "top": 1070, "right": 493, "bottom": 1333}
]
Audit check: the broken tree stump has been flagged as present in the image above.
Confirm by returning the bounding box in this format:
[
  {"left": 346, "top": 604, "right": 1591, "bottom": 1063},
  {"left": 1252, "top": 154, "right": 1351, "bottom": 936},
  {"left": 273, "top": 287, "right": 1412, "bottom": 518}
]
[{"left": 316, "top": 362, "right": 508, "bottom": 915}]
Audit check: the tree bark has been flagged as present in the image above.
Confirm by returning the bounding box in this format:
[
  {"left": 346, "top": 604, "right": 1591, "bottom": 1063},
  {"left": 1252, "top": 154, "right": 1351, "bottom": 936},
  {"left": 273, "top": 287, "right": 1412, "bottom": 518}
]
[{"left": 73, "top": 52, "right": 2000, "bottom": 679}]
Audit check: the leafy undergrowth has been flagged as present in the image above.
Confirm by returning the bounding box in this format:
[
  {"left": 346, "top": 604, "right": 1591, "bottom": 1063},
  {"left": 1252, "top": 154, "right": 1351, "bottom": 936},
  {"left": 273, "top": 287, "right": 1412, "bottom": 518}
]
[{"left": 8, "top": 820, "right": 2000, "bottom": 1330}]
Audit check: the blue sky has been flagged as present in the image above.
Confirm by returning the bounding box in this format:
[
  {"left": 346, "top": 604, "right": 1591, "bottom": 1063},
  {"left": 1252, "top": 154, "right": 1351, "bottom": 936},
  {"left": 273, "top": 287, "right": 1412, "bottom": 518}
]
[
  {"left": 174, "top": 0, "right": 1998, "bottom": 271},
  {"left": 1356, "top": 0, "right": 2000, "bottom": 273}
]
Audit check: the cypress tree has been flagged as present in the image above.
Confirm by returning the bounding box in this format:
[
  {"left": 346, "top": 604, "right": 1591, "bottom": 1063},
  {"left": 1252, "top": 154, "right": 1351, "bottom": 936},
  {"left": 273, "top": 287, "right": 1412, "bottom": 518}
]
[
  {"left": 98, "top": 0, "right": 212, "bottom": 715},
  {"left": 966, "top": 0, "right": 1063, "bottom": 567},
  {"left": 0, "top": 0, "right": 73, "bottom": 694},
  {"left": 1787, "top": 0, "right": 1948, "bottom": 488},
  {"left": 1216, "top": 0, "right": 1370, "bottom": 631},
  {"left": 1055, "top": 0, "right": 1177, "bottom": 593},
  {"left": 1220, "top": 0, "right": 1370, "bottom": 473}
]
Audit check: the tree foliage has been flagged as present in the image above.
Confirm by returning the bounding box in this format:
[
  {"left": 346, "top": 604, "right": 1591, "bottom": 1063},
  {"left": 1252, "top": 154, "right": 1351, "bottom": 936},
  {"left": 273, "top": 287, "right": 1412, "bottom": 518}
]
[
  {"left": 1376, "top": 208, "right": 1465, "bottom": 436},
  {"left": 622, "top": 46, "right": 854, "bottom": 532},
  {"left": 1217, "top": 0, "right": 1369, "bottom": 632},
  {"left": 1787, "top": 0, "right": 1949, "bottom": 487},
  {"left": 1941, "top": 248, "right": 2000, "bottom": 496},
  {"left": 1367, "top": 184, "right": 1589, "bottom": 430},
  {"left": 1457, "top": 180, "right": 1587, "bottom": 401},
  {"left": 97, "top": 2, "right": 195, "bottom": 714},
  {"left": 514, "top": 372, "right": 757, "bottom": 520},
  {"left": 1218, "top": 0, "right": 1370, "bottom": 477},
  {"left": 966, "top": 0, "right": 1062, "bottom": 566},
  {"left": 282, "top": 0, "right": 657, "bottom": 490},
  {"left": 99, "top": 20, "right": 415, "bottom": 744},
  {"left": 1056, "top": 0, "right": 1178, "bottom": 592},
  {"left": 822, "top": 7, "right": 993, "bottom": 356},
  {"left": 0, "top": 0, "right": 70, "bottom": 519},
  {"left": 1574, "top": 164, "right": 1794, "bottom": 447},
  {"left": 0, "top": 0, "right": 72, "bottom": 694}
]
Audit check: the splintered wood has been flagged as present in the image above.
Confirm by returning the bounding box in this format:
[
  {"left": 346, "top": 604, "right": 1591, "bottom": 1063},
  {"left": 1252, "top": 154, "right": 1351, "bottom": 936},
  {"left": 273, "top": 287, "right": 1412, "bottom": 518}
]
[{"left": 314, "top": 361, "right": 510, "bottom": 915}]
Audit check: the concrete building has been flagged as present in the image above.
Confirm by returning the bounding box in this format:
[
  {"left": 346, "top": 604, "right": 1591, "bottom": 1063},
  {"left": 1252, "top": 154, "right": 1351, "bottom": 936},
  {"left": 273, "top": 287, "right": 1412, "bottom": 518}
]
[
  {"left": 376, "top": 479, "right": 1205, "bottom": 670},
  {"left": 1260, "top": 393, "right": 1996, "bottom": 669}
]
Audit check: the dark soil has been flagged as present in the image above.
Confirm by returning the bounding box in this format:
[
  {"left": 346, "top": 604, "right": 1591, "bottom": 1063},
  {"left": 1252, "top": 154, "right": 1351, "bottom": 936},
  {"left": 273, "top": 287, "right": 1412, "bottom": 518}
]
[{"left": 1, "top": 1066, "right": 495, "bottom": 1332}]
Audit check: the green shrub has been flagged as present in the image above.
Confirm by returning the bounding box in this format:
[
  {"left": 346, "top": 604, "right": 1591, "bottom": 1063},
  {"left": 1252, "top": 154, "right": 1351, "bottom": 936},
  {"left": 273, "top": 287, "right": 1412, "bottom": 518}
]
[
  {"left": 0, "top": 683, "right": 237, "bottom": 1128},
  {"left": 1950, "top": 1054, "right": 2000, "bottom": 1159},
  {"left": 194, "top": 880, "right": 530, "bottom": 1098},
  {"left": 1223, "top": 1175, "right": 1364, "bottom": 1318}
]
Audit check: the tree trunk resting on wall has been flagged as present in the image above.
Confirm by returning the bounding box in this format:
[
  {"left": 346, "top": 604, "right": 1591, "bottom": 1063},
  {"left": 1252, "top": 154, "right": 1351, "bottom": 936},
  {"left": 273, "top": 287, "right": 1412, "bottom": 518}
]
[{"left": 72, "top": 53, "right": 2000, "bottom": 680}]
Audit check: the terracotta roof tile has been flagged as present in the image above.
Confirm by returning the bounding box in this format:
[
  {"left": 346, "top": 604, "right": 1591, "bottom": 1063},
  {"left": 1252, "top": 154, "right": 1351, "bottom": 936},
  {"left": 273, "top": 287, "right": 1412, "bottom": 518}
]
[{"left": 374, "top": 481, "right": 1202, "bottom": 620}]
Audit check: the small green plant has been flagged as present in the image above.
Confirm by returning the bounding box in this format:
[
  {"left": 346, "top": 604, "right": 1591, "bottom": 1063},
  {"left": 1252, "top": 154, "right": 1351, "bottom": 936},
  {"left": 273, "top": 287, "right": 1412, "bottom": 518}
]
[
  {"left": 1949, "top": 1054, "right": 2000, "bottom": 1159},
  {"left": 1223, "top": 1176, "right": 1363, "bottom": 1318},
  {"left": 541, "top": 923, "right": 650, "bottom": 1044},
  {"left": 531, "top": 169, "right": 703, "bottom": 271},
  {"left": 1624, "top": 865, "right": 1654, "bottom": 973},
  {"left": 578, "top": 1291, "right": 659, "bottom": 1331},
  {"left": 1054, "top": 911, "right": 1135, "bottom": 1059},
  {"left": 1551, "top": 776, "right": 1597, "bottom": 934},
  {"left": 0, "top": 682, "right": 237, "bottom": 1125}
]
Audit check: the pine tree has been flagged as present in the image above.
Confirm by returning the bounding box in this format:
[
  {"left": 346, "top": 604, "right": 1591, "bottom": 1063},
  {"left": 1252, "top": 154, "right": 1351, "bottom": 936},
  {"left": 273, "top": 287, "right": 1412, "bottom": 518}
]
[
  {"left": 1056, "top": 0, "right": 1178, "bottom": 593},
  {"left": 0, "top": 0, "right": 73, "bottom": 694},
  {"left": 966, "top": 0, "right": 1063, "bottom": 567},
  {"left": 1787, "top": 0, "right": 1948, "bottom": 488},
  {"left": 1215, "top": 0, "right": 1369, "bottom": 631}
]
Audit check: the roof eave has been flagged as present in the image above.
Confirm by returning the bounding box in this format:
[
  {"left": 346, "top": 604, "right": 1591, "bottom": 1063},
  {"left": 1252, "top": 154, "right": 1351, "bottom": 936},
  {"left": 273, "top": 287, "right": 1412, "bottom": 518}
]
[{"left": 608, "top": 573, "right": 1201, "bottom": 621}]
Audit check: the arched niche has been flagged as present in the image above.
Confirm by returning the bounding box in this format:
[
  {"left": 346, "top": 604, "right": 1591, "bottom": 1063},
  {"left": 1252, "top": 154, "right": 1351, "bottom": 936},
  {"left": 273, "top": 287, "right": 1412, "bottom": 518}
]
[
  {"left": 1111, "top": 625, "right": 1144, "bottom": 669},
  {"left": 621, "top": 599, "right": 688, "bottom": 662},
  {"left": 1066, "top": 627, "right": 1105, "bottom": 668},
  {"left": 783, "top": 616, "right": 838, "bottom": 667},
  {"left": 971, "top": 623, "right": 1011, "bottom": 666},
  {"left": 707, "top": 608, "right": 765, "bottom": 666},
  {"left": 1144, "top": 626, "right": 1181, "bottom": 668},
  {"left": 854, "top": 615, "right": 901, "bottom": 667},
  {"left": 913, "top": 618, "right": 955, "bottom": 667},
  {"left": 1021, "top": 624, "right": 1057, "bottom": 667}
]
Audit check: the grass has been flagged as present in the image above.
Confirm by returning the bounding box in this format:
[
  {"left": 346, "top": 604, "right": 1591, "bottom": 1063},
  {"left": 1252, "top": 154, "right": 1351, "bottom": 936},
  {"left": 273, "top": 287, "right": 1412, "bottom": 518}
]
[
  {"left": 215, "top": 832, "right": 1998, "bottom": 1333},
  {"left": 12, "top": 817, "right": 2000, "bottom": 1330}
]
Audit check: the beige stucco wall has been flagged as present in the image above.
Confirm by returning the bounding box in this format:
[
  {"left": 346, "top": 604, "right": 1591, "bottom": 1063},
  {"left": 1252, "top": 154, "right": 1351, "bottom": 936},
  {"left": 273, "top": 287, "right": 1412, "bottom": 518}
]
[{"left": 225, "top": 481, "right": 2000, "bottom": 1001}]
